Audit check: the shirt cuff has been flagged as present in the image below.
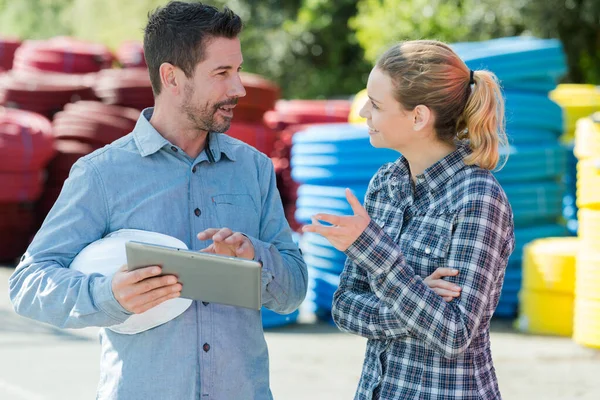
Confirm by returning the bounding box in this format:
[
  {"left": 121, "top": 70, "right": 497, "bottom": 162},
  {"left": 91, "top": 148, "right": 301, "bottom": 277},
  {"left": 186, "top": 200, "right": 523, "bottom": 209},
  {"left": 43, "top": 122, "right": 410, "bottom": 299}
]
[
  {"left": 91, "top": 275, "right": 133, "bottom": 323},
  {"left": 244, "top": 234, "right": 276, "bottom": 293},
  {"left": 344, "top": 219, "right": 403, "bottom": 276}
]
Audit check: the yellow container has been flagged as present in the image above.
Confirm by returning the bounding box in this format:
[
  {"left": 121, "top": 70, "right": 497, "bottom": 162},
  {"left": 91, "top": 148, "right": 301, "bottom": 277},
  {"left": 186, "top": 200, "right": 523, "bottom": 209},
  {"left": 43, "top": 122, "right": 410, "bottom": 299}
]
[
  {"left": 574, "top": 113, "right": 600, "bottom": 160},
  {"left": 522, "top": 237, "right": 578, "bottom": 293},
  {"left": 573, "top": 297, "right": 600, "bottom": 349},
  {"left": 550, "top": 85, "right": 600, "bottom": 137},
  {"left": 348, "top": 89, "right": 368, "bottom": 124},
  {"left": 575, "top": 252, "right": 600, "bottom": 301},
  {"left": 577, "top": 209, "right": 600, "bottom": 249},
  {"left": 516, "top": 290, "right": 574, "bottom": 336},
  {"left": 576, "top": 158, "right": 600, "bottom": 209}
]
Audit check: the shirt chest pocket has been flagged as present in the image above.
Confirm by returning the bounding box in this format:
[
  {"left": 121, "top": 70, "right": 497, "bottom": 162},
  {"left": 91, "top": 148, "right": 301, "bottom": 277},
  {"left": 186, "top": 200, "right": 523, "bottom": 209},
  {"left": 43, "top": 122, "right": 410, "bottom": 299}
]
[
  {"left": 212, "top": 194, "right": 260, "bottom": 238},
  {"left": 403, "top": 229, "right": 451, "bottom": 277}
]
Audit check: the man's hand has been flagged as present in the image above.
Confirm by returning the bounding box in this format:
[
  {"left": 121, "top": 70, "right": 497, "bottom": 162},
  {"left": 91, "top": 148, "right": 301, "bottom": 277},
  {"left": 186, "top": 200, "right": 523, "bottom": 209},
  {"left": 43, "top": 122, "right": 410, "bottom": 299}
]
[
  {"left": 111, "top": 265, "right": 182, "bottom": 314},
  {"left": 197, "top": 228, "right": 255, "bottom": 260},
  {"left": 424, "top": 268, "right": 461, "bottom": 302}
]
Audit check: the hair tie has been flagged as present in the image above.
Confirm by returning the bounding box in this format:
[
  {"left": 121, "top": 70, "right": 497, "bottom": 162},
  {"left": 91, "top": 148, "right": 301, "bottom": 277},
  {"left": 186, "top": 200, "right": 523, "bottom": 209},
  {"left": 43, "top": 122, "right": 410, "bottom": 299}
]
[{"left": 469, "top": 70, "right": 475, "bottom": 85}]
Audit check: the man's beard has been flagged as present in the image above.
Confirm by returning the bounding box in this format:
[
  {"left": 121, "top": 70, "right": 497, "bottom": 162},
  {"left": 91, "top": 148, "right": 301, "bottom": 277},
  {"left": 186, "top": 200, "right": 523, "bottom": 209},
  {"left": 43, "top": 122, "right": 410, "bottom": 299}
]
[{"left": 181, "top": 84, "right": 237, "bottom": 133}]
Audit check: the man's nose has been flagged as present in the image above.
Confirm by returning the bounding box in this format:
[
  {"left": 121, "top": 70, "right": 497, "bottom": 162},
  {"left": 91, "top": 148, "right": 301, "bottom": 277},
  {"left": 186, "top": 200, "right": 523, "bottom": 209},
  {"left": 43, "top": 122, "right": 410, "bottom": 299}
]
[{"left": 229, "top": 75, "right": 246, "bottom": 98}]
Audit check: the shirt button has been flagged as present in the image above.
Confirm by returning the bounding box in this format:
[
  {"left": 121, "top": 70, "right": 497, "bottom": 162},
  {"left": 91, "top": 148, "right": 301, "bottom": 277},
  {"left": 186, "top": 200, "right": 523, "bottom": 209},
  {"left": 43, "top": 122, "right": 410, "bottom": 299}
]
[
  {"left": 171, "top": 146, "right": 178, "bottom": 152},
  {"left": 202, "top": 301, "right": 209, "bottom": 306},
  {"left": 192, "top": 166, "right": 197, "bottom": 173},
  {"left": 425, "top": 247, "right": 432, "bottom": 255},
  {"left": 194, "top": 208, "right": 201, "bottom": 217},
  {"left": 203, "top": 343, "right": 210, "bottom": 352}
]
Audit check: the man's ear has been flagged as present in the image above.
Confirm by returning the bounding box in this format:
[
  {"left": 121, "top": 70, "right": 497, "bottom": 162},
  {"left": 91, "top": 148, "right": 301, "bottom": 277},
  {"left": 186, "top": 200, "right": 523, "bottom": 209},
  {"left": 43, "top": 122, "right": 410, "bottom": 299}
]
[{"left": 159, "top": 63, "right": 179, "bottom": 95}]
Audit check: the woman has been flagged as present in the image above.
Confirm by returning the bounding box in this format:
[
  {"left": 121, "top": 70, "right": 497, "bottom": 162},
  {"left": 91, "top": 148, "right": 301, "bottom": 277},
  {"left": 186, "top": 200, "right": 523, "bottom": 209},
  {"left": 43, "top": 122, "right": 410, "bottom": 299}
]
[{"left": 303, "top": 40, "right": 515, "bottom": 399}]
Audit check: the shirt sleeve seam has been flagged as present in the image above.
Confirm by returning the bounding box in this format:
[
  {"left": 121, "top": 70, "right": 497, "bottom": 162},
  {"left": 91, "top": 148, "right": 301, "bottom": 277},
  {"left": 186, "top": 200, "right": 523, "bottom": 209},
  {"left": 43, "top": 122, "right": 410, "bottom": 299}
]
[{"left": 81, "top": 158, "right": 111, "bottom": 236}]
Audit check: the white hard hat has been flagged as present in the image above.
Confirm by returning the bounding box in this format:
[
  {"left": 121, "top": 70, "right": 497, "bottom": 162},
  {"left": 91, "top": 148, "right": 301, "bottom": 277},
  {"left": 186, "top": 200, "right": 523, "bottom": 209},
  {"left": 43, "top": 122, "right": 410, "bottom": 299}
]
[{"left": 70, "top": 229, "right": 193, "bottom": 334}]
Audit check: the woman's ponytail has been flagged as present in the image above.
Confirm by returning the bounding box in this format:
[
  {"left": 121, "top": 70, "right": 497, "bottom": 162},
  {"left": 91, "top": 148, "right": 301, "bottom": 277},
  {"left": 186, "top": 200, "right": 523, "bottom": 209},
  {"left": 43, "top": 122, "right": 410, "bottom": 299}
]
[{"left": 460, "top": 70, "right": 508, "bottom": 170}]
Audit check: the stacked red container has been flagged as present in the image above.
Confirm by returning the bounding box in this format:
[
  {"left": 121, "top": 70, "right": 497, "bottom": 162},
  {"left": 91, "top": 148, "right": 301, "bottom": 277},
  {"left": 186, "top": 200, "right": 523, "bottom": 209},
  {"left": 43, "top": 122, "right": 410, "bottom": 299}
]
[
  {"left": 0, "top": 38, "right": 21, "bottom": 72},
  {"left": 0, "top": 108, "right": 55, "bottom": 261},
  {"left": 94, "top": 68, "right": 154, "bottom": 111},
  {"left": 116, "top": 41, "right": 147, "bottom": 69}
]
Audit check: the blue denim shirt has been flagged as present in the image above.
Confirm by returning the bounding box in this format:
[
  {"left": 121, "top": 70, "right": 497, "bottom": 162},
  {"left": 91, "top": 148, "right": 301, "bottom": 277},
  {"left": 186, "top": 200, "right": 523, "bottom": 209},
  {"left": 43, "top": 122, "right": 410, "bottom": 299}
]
[{"left": 9, "top": 108, "right": 308, "bottom": 400}]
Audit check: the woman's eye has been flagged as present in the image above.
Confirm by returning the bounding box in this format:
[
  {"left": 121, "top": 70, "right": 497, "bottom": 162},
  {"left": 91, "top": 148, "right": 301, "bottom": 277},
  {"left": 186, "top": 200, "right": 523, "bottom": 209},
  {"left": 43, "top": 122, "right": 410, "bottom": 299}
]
[{"left": 371, "top": 101, "right": 379, "bottom": 110}]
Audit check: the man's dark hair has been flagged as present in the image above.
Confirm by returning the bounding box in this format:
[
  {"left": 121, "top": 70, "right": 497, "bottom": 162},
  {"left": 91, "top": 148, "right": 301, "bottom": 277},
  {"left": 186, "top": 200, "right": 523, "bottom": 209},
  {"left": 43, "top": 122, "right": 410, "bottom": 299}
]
[{"left": 143, "top": 1, "right": 243, "bottom": 95}]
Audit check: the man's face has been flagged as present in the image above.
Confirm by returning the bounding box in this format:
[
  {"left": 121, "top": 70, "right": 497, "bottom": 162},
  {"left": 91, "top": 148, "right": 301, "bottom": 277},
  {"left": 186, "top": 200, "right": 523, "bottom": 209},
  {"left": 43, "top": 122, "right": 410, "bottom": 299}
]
[{"left": 180, "top": 36, "right": 246, "bottom": 133}]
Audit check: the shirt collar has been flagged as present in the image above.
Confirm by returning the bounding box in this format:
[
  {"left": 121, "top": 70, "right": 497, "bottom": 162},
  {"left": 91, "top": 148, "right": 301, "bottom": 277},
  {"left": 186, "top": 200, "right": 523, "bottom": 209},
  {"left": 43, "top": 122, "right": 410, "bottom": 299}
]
[
  {"left": 392, "top": 141, "right": 471, "bottom": 193},
  {"left": 133, "top": 107, "right": 236, "bottom": 162}
]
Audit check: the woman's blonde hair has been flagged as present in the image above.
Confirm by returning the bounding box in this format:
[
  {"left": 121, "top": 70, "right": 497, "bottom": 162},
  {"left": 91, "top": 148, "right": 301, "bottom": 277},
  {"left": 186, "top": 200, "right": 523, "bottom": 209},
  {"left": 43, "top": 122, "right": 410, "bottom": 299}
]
[{"left": 376, "top": 40, "right": 507, "bottom": 170}]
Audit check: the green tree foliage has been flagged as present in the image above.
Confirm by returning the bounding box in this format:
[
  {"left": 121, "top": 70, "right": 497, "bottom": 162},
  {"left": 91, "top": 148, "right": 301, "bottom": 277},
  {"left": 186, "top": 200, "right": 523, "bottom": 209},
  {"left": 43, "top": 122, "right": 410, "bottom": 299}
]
[
  {"left": 0, "top": 0, "right": 73, "bottom": 39},
  {"left": 518, "top": 0, "right": 600, "bottom": 84},
  {"left": 215, "top": 0, "right": 371, "bottom": 98},
  {"left": 351, "top": 0, "right": 527, "bottom": 63}
]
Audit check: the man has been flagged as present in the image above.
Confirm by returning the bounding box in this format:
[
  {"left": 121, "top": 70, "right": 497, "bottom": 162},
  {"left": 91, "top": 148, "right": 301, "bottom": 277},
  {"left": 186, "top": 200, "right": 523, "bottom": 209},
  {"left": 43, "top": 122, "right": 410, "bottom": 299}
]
[{"left": 9, "top": 2, "right": 308, "bottom": 399}]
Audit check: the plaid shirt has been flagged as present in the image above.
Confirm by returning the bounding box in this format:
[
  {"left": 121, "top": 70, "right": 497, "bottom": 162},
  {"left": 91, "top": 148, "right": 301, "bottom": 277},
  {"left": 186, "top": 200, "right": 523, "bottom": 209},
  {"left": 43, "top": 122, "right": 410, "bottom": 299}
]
[{"left": 332, "top": 144, "right": 515, "bottom": 400}]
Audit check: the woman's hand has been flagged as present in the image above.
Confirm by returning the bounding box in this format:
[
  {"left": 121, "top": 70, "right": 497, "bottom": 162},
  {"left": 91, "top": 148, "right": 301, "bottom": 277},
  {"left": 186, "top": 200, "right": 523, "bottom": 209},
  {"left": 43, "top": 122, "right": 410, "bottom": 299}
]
[
  {"left": 302, "top": 188, "right": 371, "bottom": 252},
  {"left": 424, "top": 268, "right": 461, "bottom": 302}
]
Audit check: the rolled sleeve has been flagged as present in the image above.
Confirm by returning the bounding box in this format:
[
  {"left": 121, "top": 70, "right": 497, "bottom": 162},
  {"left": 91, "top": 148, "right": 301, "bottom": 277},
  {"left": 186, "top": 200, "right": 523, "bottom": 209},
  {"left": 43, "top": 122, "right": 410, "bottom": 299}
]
[{"left": 91, "top": 275, "right": 133, "bottom": 323}]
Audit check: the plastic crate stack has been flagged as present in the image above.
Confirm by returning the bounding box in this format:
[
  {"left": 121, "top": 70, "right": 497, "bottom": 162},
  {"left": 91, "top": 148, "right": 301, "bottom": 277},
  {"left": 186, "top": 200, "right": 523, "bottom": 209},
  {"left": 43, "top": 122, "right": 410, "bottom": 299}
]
[
  {"left": 0, "top": 38, "right": 21, "bottom": 72},
  {"left": 453, "top": 37, "right": 570, "bottom": 317},
  {"left": 266, "top": 100, "right": 352, "bottom": 232},
  {"left": 516, "top": 237, "right": 578, "bottom": 336},
  {"left": 573, "top": 113, "right": 600, "bottom": 349},
  {"left": 0, "top": 37, "right": 113, "bottom": 119},
  {"left": 549, "top": 84, "right": 600, "bottom": 235},
  {"left": 290, "top": 124, "right": 397, "bottom": 321},
  {"left": 116, "top": 41, "right": 146, "bottom": 69},
  {"left": 0, "top": 108, "right": 55, "bottom": 261}
]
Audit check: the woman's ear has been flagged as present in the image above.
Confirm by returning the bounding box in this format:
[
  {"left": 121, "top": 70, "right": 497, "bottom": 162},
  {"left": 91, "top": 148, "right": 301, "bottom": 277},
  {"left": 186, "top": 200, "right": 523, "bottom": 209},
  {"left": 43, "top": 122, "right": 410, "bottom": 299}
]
[{"left": 412, "top": 105, "right": 432, "bottom": 131}]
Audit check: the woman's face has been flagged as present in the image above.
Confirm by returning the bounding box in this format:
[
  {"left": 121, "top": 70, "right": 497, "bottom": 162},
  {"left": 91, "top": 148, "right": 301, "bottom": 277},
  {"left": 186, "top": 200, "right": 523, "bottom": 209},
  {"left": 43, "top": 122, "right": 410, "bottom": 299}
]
[{"left": 359, "top": 67, "right": 416, "bottom": 153}]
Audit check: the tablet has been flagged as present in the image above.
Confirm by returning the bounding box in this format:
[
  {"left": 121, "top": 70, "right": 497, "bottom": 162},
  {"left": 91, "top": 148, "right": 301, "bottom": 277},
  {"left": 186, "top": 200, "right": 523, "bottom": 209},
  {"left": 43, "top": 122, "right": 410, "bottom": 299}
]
[{"left": 125, "top": 241, "right": 262, "bottom": 310}]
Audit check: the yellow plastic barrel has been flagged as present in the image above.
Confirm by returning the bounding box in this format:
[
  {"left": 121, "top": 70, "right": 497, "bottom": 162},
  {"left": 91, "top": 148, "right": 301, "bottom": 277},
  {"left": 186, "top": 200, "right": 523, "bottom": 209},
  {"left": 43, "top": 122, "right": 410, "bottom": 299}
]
[
  {"left": 576, "top": 157, "right": 600, "bottom": 209},
  {"left": 575, "top": 251, "right": 600, "bottom": 301},
  {"left": 573, "top": 113, "right": 600, "bottom": 160},
  {"left": 516, "top": 237, "right": 578, "bottom": 336},
  {"left": 573, "top": 298, "right": 600, "bottom": 349},
  {"left": 550, "top": 84, "right": 600, "bottom": 141},
  {"left": 573, "top": 207, "right": 600, "bottom": 348},
  {"left": 577, "top": 209, "right": 600, "bottom": 250},
  {"left": 522, "top": 238, "right": 578, "bottom": 293},
  {"left": 517, "top": 291, "right": 574, "bottom": 336},
  {"left": 348, "top": 89, "right": 368, "bottom": 125}
]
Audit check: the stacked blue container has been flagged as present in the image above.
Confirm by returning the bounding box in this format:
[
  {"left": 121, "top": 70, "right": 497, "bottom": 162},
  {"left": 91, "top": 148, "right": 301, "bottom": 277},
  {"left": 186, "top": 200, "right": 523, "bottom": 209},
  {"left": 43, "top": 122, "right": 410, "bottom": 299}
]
[
  {"left": 261, "top": 233, "right": 301, "bottom": 328},
  {"left": 291, "top": 124, "right": 397, "bottom": 320},
  {"left": 453, "top": 37, "right": 569, "bottom": 317}
]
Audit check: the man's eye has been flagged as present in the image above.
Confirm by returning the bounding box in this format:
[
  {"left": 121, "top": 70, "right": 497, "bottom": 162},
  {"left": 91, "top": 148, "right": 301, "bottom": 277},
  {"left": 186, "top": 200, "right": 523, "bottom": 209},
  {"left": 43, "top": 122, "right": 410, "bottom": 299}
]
[
  {"left": 218, "top": 71, "right": 227, "bottom": 76},
  {"left": 371, "top": 101, "right": 379, "bottom": 110}
]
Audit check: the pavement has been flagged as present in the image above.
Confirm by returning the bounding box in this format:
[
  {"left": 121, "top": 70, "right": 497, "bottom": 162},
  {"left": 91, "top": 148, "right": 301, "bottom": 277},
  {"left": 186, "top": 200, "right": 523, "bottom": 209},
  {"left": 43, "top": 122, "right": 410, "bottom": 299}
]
[{"left": 1, "top": 265, "right": 599, "bottom": 400}]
